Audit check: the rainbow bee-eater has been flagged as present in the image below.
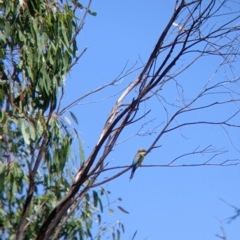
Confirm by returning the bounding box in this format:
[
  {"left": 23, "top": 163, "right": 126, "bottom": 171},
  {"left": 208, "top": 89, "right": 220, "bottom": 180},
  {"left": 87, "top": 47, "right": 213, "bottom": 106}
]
[{"left": 129, "top": 148, "right": 147, "bottom": 180}]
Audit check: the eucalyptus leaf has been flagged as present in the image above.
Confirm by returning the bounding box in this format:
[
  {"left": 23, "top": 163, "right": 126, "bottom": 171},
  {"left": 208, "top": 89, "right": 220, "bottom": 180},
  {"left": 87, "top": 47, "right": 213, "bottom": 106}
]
[{"left": 69, "top": 111, "right": 78, "bottom": 125}]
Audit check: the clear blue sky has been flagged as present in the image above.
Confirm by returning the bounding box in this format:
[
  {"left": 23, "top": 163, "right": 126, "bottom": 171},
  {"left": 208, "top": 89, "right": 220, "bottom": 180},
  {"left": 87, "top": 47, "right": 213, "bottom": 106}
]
[{"left": 63, "top": 1, "right": 240, "bottom": 239}]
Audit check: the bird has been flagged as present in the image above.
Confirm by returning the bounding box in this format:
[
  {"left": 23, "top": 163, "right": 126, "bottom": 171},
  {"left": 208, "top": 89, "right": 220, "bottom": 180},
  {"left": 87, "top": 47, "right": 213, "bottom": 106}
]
[{"left": 129, "top": 148, "right": 147, "bottom": 180}]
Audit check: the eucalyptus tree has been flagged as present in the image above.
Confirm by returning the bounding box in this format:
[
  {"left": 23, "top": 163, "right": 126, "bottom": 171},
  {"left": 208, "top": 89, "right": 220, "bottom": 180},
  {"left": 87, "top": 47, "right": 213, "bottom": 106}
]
[{"left": 0, "top": 0, "right": 240, "bottom": 240}]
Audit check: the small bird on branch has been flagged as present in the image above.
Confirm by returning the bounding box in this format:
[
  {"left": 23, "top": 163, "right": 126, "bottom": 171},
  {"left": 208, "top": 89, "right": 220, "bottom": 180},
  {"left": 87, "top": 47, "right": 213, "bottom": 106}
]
[{"left": 129, "top": 148, "right": 147, "bottom": 180}]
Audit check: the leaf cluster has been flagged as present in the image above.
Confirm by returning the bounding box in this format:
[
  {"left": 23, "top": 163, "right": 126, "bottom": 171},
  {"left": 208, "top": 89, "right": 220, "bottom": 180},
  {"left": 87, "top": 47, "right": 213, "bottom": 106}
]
[{"left": 0, "top": 1, "right": 120, "bottom": 239}]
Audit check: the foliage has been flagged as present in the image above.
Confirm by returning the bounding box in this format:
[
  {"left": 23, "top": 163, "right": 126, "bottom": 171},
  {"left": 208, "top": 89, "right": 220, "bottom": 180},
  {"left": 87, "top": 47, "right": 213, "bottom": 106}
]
[{"left": 0, "top": 0, "right": 123, "bottom": 239}]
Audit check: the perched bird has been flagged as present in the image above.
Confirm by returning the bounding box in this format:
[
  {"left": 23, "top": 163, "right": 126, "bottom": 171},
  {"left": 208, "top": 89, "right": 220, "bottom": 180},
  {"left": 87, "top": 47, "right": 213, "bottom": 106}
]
[{"left": 129, "top": 148, "right": 147, "bottom": 180}]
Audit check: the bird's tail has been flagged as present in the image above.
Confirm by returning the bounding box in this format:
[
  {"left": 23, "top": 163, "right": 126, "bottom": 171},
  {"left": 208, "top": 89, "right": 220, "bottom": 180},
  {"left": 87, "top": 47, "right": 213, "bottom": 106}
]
[{"left": 129, "top": 166, "right": 136, "bottom": 181}]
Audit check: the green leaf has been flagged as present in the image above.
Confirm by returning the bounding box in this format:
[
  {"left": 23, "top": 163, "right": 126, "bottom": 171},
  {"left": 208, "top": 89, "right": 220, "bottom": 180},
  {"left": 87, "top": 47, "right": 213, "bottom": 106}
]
[
  {"left": 121, "top": 223, "right": 125, "bottom": 233},
  {"left": 112, "top": 232, "right": 115, "bottom": 240},
  {"left": 0, "top": 167, "right": 5, "bottom": 191},
  {"left": 11, "top": 181, "right": 17, "bottom": 200},
  {"left": 97, "top": 214, "right": 101, "bottom": 225},
  {"left": 76, "top": 2, "right": 83, "bottom": 9},
  {"left": 20, "top": 120, "right": 31, "bottom": 145},
  {"left": 98, "top": 197, "right": 103, "bottom": 213},
  {"left": 0, "top": 110, "right": 4, "bottom": 121},
  {"left": 117, "top": 206, "right": 129, "bottom": 214},
  {"left": 64, "top": 116, "right": 71, "bottom": 125},
  {"left": 69, "top": 111, "right": 78, "bottom": 125},
  {"left": 79, "top": 140, "right": 85, "bottom": 164},
  {"left": 117, "top": 229, "right": 121, "bottom": 240},
  {"left": 4, "top": 21, "right": 10, "bottom": 39},
  {"left": 61, "top": 26, "right": 69, "bottom": 48},
  {"left": 108, "top": 209, "right": 114, "bottom": 215},
  {"left": 87, "top": 9, "right": 97, "bottom": 16},
  {"left": 93, "top": 190, "right": 98, "bottom": 207},
  {"left": 28, "top": 122, "right": 36, "bottom": 141}
]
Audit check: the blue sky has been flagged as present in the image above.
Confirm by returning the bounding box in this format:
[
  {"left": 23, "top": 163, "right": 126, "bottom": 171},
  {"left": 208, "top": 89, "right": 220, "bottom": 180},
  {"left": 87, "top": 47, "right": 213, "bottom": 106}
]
[{"left": 62, "top": 1, "right": 240, "bottom": 239}]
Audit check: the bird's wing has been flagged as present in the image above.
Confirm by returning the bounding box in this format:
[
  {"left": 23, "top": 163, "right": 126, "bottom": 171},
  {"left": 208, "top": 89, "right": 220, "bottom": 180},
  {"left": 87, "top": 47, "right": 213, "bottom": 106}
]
[
  {"left": 132, "top": 152, "right": 139, "bottom": 165},
  {"left": 130, "top": 154, "right": 138, "bottom": 180},
  {"left": 139, "top": 155, "right": 144, "bottom": 165}
]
